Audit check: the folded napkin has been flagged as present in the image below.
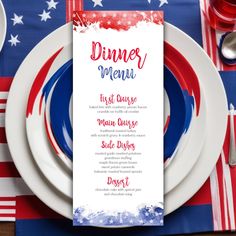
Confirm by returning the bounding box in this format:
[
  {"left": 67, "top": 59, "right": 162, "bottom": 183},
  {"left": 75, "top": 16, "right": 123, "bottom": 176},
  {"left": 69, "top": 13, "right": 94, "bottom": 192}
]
[{"left": 0, "top": 0, "right": 235, "bottom": 235}]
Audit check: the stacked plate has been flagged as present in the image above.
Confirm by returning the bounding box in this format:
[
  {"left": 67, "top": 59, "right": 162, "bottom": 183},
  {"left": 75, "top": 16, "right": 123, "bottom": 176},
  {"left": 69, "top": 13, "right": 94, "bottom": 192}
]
[{"left": 5, "top": 22, "right": 228, "bottom": 220}]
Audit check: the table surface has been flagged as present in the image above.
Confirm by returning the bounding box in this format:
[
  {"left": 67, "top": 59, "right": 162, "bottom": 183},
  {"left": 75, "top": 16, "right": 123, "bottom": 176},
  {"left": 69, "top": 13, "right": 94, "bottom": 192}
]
[{"left": 1, "top": 223, "right": 235, "bottom": 236}]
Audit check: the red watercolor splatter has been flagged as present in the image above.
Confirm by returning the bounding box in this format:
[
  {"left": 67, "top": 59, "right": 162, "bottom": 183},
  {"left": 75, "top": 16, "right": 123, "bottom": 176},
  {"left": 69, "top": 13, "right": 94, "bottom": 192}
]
[
  {"left": 26, "top": 47, "right": 63, "bottom": 117},
  {"left": 73, "top": 11, "right": 163, "bottom": 31},
  {"left": 164, "top": 42, "right": 201, "bottom": 116}
]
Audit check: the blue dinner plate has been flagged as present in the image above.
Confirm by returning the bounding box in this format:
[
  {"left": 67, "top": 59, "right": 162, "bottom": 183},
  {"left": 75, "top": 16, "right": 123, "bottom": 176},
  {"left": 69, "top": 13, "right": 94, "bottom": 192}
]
[
  {"left": 164, "top": 66, "right": 193, "bottom": 161},
  {"left": 43, "top": 61, "right": 193, "bottom": 163},
  {"left": 43, "top": 60, "right": 73, "bottom": 161}
]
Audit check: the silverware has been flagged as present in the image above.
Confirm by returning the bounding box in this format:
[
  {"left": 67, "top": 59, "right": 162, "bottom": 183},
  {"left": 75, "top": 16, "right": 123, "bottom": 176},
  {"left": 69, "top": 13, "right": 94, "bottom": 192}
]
[
  {"left": 229, "top": 103, "right": 236, "bottom": 167},
  {"left": 221, "top": 32, "right": 236, "bottom": 61}
]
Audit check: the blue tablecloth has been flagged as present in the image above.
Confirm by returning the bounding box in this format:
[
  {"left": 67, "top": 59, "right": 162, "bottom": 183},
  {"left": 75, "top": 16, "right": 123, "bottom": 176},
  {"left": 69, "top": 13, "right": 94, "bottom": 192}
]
[{"left": 0, "top": 0, "right": 235, "bottom": 235}]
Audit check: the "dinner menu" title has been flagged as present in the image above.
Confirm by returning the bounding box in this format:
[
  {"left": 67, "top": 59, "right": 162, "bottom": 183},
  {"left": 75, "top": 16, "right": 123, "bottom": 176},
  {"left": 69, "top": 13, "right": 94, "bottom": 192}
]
[{"left": 90, "top": 41, "right": 148, "bottom": 81}]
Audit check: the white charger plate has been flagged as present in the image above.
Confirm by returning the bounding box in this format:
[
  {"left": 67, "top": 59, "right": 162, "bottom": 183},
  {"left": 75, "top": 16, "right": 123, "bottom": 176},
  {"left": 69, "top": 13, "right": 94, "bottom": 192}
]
[
  {"left": 5, "top": 22, "right": 227, "bottom": 219},
  {"left": 25, "top": 44, "right": 72, "bottom": 198},
  {"left": 6, "top": 23, "right": 72, "bottom": 219},
  {"left": 164, "top": 23, "right": 227, "bottom": 214},
  {"left": 23, "top": 22, "right": 205, "bottom": 200},
  {"left": 0, "top": 0, "right": 6, "bottom": 52}
]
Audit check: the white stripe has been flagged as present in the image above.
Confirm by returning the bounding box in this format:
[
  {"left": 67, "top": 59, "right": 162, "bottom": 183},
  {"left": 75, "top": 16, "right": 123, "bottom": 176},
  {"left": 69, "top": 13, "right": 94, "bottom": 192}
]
[
  {"left": 0, "top": 104, "right": 6, "bottom": 110},
  {"left": 0, "top": 178, "right": 33, "bottom": 197},
  {"left": 0, "top": 92, "right": 8, "bottom": 100},
  {"left": 0, "top": 201, "right": 16, "bottom": 206},
  {"left": 0, "top": 209, "right": 15, "bottom": 214},
  {"left": 215, "top": 31, "right": 222, "bottom": 47},
  {"left": 221, "top": 151, "right": 236, "bottom": 230},
  {"left": 199, "top": 0, "right": 208, "bottom": 51},
  {"left": 214, "top": 31, "right": 221, "bottom": 70},
  {"left": 0, "top": 217, "right": 15, "bottom": 221},
  {"left": 73, "top": 0, "right": 75, "bottom": 11},
  {"left": 221, "top": 154, "right": 229, "bottom": 230},
  {"left": 215, "top": 33, "right": 221, "bottom": 70},
  {"left": 0, "top": 113, "right": 5, "bottom": 127},
  {"left": 0, "top": 144, "right": 12, "bottom": 162},
  {"left": 210, "top": 167, "right": 223, "bottom": 230},
  {"left": 215, "top": 26, "right": 226, "bottom": 71},
  {"left": 207, "top": 25, "right": 213, "bottom": 61},
  {"left": 0, "top": 179, "right": 17, "bottom": 197}
]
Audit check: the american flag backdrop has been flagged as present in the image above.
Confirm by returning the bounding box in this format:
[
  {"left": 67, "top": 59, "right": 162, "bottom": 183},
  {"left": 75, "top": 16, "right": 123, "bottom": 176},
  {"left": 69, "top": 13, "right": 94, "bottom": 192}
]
[{"left": 0, "top": 0, "right": 235, "bottom": 235}]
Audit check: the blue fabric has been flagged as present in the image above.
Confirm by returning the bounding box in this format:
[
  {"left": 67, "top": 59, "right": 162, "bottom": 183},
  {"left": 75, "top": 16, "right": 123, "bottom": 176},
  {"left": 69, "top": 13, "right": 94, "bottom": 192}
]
[
  {"left": 0, "top": 0, "right": 220, "bottom": 234},
  {"left": 221, "top": 71, "right": 236, "bottom": 109},
  {"left": 0, "top": 0, "right": 66, "bottom": 77},
  {"left": 16, "top": 205, "right": 213, "bottom": 235}
]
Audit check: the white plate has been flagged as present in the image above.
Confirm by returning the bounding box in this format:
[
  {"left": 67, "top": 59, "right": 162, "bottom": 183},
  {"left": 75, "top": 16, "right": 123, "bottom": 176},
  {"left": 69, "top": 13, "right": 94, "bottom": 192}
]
[
  {"left": 6, "top": 23, "right": 72, "bottom": 219},
  {"left": 25, "top": 44, "right": 72, "bottom": 198},
  {"left": 164, "top": 89, "right": 170, "bottom": 133},
  {"left": 163, "top": 41, "right": 206, "bottom": 186},
  {"left": 5, "top": 22, "right": 227, "bottom": 219},
  {"left": 165, "top": 23, "right": 227, "bottom": 214},
  {"left": 165, "top": 92, "right": 206, "bottom": 194},
  {"left": 0, "top": 0, "right": 6, "bottom": 52}
]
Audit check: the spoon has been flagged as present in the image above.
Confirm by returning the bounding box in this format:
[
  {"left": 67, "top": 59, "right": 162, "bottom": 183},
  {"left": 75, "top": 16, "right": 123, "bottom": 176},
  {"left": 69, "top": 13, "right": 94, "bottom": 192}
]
[{"left": 220, "top": 32, "right": 236, "bottom": 64}]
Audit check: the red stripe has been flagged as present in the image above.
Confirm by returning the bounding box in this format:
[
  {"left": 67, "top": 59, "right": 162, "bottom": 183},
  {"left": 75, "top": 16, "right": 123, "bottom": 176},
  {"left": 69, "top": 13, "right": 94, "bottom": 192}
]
[
  {"left": 185, "top": 178, "right": 212, "bottom": 205},
  {"left": 0, "top": 109, "right": 5, "bottom": 113},
  {"left": 164, "top": 116, "right": 170, "bottom": 133},
  {"left": 66, "top": 0, "right": 73, "bottom": 22},
  {"left": 0, "top": 214, "right": 15, "bottom": 217},
  {"left": 223, "top": 63, "right": 236, "bottom": 71},
  {"left": 75, "top": 0, "right": 83, "bottom": 11},
  {"left": 66, "top": 0, "right": 83, "bottom": 22},
  {"left": 0, "top": 127, "right": 7, "bottom": 143},
  {"left": 0, "top": 197, "right": 16, "bottom": 201},
  {"left": 66, "top": 0, "right": 71, "bottom": 22},
  {"left": 0, "top": 206, "right": 16, "bottom": 209},
  {"left": 0, "top": 162, "right": 20, "bottom": 178},
  {"left": 0, "top": 78, "right": 13, "bottom": 92},
  {"left": 0, "top": 99, "right": 7, "bottom": 104},
  {"left": 229, "top": 159, "right": 236, "bottom": 228},
  {"left": 210, "top": 27, "right": 217, "bottom": 66},
  {"left": 16, "top": 196, "right": 63, "bottom": 219}
]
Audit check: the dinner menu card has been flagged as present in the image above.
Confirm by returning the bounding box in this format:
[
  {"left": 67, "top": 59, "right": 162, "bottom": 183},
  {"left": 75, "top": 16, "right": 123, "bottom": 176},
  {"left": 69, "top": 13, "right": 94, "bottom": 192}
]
[{"left": 73, "top": 11, "right": 164, "bottom": 227}]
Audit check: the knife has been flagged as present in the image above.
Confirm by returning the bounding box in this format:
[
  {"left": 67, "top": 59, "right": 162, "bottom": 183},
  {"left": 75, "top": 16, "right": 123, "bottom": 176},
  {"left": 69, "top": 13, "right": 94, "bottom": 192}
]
[{"left": 229, "top": 103, "right": 236, "bottom": 167}]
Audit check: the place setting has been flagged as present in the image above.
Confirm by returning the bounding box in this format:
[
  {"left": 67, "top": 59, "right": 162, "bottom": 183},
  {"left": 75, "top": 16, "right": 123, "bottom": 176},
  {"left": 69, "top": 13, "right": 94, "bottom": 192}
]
[
  {"left": 5, "top": 13, "right": 228, "bottom": 223},
  {"left": 0, "top": 0, "right": 235, "bottom": 234}
]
